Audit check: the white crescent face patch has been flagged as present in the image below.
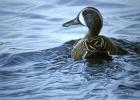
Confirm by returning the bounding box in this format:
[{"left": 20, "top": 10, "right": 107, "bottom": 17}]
[{"left": 78, "top": 11, "right": 86, "bottom": 26}]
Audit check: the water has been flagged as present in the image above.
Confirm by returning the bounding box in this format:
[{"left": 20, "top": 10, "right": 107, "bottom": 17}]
[{"left": 0, "top": 0, "right": 140, "bottom": 100}]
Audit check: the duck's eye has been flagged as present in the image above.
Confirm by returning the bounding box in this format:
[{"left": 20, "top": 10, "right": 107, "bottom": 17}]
[{"left": 78, "top": 11, "right": 86, "bottom": 26}]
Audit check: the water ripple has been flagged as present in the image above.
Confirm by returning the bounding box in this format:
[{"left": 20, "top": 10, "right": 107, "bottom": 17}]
[{"left": 0, "top": 0, "right": 140, "bottom": 100}]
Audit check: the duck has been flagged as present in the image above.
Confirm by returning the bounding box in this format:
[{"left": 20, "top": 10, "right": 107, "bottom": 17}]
[{"left": 62, "top": 7, "right": 124, "bottom": 61}]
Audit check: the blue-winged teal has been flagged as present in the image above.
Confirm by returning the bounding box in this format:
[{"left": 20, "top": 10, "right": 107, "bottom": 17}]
[{"left": 63, "top": 7, "right": 119, "bottom": 60}]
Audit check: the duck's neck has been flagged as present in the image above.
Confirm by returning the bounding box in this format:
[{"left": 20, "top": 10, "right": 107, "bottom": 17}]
[
  {"left": 84, "top": 28, "right": 100, "bottom": 39},
  {"left": 84, "top": 23, "right": 102, "bottom": 39}
]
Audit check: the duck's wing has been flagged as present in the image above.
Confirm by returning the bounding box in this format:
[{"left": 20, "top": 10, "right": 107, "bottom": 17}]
[
  {"left": 101, "top": 36, "right": 128, "bottom": 55},
  {"left": 99, "top": 35, "right": 118, "bottom": 55},
  {"left": 83, "top": 36, "right": 118, "bottom": 57}
]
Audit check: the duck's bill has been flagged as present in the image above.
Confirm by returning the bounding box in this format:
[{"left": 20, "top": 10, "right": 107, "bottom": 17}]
[{"left": 62, "top": 18, "right": 80, "bottom": 27}]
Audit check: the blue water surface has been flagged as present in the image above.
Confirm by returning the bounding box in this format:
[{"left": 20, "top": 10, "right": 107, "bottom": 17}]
[{"left": 0, "top": 0, "right": 140, "bottom": 100}]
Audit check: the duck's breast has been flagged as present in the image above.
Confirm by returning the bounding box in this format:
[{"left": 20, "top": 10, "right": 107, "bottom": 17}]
[{"left": 71, "top": 39, "right": 87, "bottom": 60}]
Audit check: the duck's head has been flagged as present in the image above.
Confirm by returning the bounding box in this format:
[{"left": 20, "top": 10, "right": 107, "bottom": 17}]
[{"left": 63, "top": 7, "right": 103, "bottom": 36}]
